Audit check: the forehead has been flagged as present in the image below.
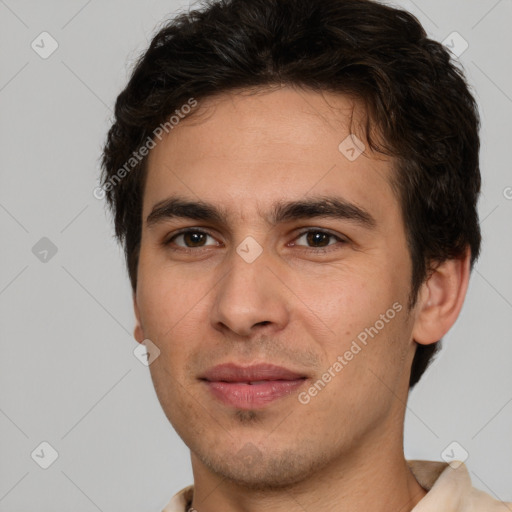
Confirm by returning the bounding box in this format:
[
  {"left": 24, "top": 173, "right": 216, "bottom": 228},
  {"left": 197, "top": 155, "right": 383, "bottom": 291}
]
[{"left": 143, "top": 86, "right": 397, "bottom": 227}]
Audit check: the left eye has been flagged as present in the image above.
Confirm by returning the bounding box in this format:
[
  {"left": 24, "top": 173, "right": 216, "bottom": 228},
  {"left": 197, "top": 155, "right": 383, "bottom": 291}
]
[{"left": 292, "top": 230, "right": 344, "bottom": 249}]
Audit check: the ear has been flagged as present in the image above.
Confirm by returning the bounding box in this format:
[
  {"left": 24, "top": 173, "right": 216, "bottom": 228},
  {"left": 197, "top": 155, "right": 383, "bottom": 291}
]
[
  {"left": 411, "top": 247, "right": 471, "bottom": 345},
  {"left": 133, "top": 291, "right": 145, "bottom": 344}
]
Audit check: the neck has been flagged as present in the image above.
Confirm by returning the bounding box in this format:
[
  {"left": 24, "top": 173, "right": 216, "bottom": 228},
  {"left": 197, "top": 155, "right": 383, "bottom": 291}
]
[{"left": 189, "top": 427, "right": 427, "bottom": 512}]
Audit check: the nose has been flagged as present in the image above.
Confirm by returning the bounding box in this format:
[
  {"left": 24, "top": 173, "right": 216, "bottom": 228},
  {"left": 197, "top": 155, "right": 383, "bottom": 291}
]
[{"left": 210, "top": 244, "right": 290, "bottom": 338}]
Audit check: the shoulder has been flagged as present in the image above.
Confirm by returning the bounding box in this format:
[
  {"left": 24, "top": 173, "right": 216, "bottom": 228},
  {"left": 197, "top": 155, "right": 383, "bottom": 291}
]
[{"left": 408, "top": 460, "right": 512, "bottom": 511}]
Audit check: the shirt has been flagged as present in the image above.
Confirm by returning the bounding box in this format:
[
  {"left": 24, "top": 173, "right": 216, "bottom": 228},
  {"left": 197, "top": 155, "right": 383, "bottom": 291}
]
[{"left": 161, "top": 460, "right": 512, "bottom": 512}]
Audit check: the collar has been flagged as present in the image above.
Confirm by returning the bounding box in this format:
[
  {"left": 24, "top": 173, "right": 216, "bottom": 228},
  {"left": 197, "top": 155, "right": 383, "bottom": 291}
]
[{"left": 162, "top": 460, "right": 510, "bottom": 512}]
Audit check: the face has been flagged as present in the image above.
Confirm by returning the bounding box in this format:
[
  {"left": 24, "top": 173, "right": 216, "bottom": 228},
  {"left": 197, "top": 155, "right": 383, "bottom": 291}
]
[{"left": 134, "top": 86, "right": 419, "bottom": 488}]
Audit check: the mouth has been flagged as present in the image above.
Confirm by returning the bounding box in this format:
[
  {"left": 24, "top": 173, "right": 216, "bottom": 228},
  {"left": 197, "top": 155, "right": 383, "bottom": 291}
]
[{"left": 199, "top": 363, "right": 308, "bottom": 410}]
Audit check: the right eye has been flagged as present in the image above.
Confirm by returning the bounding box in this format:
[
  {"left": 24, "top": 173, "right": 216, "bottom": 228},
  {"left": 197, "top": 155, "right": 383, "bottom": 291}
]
[{"left": 163, "top": 229, "right": 221, "bottom": 251}]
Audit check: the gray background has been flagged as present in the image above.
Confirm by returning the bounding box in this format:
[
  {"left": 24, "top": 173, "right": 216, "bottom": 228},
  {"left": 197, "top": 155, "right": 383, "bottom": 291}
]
[{"left": 1, "top": 0, "right": 511, "bottom": 510}]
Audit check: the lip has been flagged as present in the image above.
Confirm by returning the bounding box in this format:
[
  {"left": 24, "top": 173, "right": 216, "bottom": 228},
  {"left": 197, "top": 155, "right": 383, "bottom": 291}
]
[{"left": 200, "top": 363, "right": 308, "bottom": 409}]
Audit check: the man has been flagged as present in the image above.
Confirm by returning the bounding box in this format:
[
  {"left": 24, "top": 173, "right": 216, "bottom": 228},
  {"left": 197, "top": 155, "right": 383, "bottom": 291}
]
[{"left": 100, "top": 0, "right": 511, "bottom": 510}]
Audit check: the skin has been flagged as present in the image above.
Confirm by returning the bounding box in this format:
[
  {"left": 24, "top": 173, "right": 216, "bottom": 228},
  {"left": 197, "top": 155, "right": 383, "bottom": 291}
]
[{"left": 133, "top": 86, "right": 471, "bottom": 512}]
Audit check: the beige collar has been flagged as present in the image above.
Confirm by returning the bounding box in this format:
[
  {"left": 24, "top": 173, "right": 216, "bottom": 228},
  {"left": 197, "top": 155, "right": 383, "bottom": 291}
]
[{"left": 162, "top": 460, "right": 510, "bottom": 512}]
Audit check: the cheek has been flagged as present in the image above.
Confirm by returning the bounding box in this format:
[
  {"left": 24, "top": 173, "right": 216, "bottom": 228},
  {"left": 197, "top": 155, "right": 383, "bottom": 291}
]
[
  {"left": 137, "top": 267, "right": 201, "bottom": 413},
  {"left": 136, "top": 249, "right": 206, "bottom": 339},
  {"left": 136, "top": 258, "right": 220, "bottom": 395},
  {"left": 287, "top": 260, "right": 403, "bottom": 347}
]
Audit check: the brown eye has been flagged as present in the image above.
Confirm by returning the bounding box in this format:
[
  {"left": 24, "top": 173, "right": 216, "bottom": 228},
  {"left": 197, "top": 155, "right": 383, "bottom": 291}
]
[
  {"left": 181, "top": 231, "right": 208, "bottom": 247},
  {"left": 166, "top": 230, "right": 217, "bottom": 249},
  {"left": 306, "top": 231, "right": 331, "bottom": 247},
  {"left": 294, "top": 229, "right": 345, "bottom": 249}
]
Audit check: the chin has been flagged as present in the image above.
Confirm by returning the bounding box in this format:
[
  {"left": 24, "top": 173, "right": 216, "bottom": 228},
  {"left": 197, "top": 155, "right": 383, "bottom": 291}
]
[{"left": 196, "top": 442, "right": 329, "bottom": 491}]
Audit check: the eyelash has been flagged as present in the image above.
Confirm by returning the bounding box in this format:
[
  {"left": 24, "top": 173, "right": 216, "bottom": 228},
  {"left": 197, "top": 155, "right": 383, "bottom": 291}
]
[{"left": 162, "top": 228, "right": 347, "bottom": 254}]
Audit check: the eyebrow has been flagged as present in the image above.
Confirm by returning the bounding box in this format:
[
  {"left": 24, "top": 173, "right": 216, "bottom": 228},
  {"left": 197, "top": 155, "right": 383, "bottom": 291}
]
[{"left": 146, "top": 195, "right": 377, "bottom": 230}]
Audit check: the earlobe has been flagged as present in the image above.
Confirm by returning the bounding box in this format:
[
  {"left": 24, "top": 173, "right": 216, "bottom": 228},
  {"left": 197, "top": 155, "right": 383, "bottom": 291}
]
[
  {"left": 133, "top": 291, "right": 145, "bottom": 344},
  {"left": 411, "top": 247, "right": 471, "bottom": 346}
]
